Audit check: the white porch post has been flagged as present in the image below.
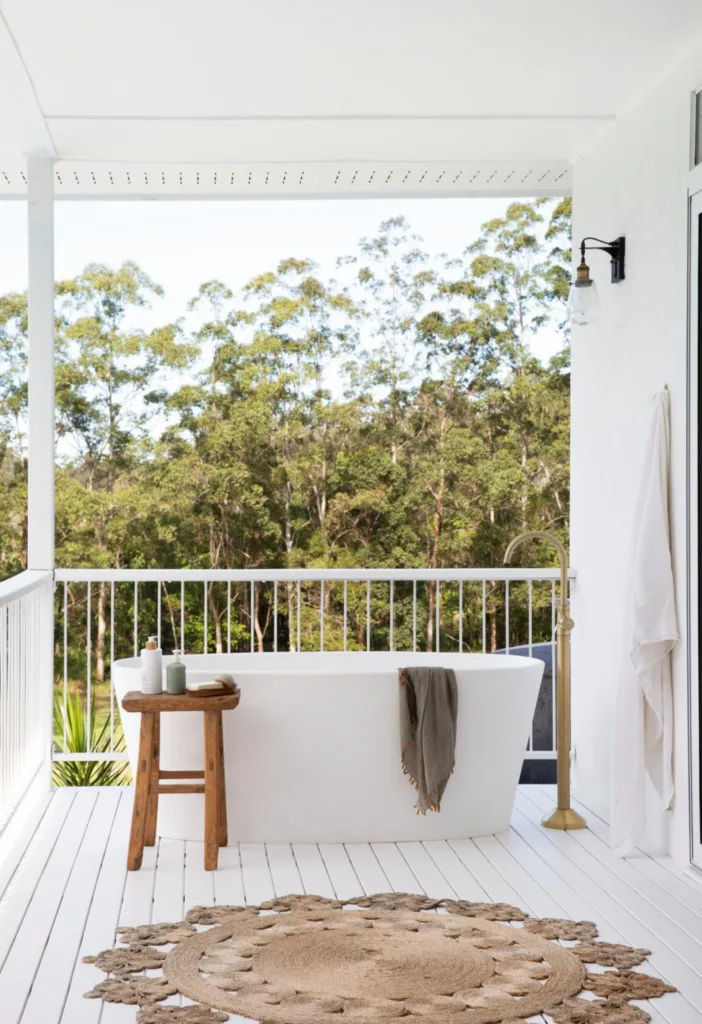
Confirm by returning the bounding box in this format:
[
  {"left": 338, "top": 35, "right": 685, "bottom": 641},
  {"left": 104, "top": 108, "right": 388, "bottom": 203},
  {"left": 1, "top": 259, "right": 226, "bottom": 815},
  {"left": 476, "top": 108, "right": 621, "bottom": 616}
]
[
  {"left": 27, "top": 158, "right": 55, "bottom": 571},
  {"left": 26, "top": 158, "right": 55, "bottom": 787}
]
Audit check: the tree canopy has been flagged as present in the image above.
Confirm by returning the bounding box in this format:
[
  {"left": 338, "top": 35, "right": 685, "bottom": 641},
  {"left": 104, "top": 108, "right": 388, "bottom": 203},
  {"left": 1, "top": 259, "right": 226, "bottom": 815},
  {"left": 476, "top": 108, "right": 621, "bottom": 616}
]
[{"left": 0, "top": 197, "right": 572, "bottom": 661}]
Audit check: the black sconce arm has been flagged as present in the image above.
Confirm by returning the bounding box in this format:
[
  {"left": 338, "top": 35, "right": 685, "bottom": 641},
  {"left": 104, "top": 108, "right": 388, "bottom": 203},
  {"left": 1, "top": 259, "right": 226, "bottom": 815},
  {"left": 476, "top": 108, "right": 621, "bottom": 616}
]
[{"left": 578, "top": 235, "right": 625, "bottom": 283}]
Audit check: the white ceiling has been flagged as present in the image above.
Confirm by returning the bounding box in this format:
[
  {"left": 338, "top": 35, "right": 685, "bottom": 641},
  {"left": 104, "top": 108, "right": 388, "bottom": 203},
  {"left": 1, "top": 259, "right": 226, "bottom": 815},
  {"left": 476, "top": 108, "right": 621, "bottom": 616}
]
[{"left": 1, "top": 0, "right": 701, "bottom": 197}]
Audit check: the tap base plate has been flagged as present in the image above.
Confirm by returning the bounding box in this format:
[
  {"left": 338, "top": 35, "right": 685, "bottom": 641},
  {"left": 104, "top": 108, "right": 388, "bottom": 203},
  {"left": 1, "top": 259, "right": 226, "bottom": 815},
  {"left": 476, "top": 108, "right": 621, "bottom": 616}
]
[{"left": 541, "top": 807, "right": 587, "bottom": 831}]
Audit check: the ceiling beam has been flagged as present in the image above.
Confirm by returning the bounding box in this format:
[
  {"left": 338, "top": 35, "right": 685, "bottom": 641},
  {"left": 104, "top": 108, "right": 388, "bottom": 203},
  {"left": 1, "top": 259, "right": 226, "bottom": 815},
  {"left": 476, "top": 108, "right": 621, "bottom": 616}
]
[{"left": 0, "top": 7, "right": 55, "bottom": 159}]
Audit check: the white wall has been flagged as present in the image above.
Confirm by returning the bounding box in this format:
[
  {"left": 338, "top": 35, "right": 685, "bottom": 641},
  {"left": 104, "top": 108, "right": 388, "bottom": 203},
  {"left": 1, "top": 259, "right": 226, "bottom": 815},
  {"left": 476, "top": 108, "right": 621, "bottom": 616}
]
[{"left": 571, "top": 45, "right": 702, "bottom": 862}]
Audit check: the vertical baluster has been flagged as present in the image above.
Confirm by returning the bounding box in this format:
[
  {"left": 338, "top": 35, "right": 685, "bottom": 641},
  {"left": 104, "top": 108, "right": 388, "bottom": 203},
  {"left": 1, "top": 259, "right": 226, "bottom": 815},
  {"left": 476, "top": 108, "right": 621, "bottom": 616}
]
[
  {"left": 14, "top": 598, "right": 19, "bottom": 793},
  {"left": 13, "top": 599, "right": 19, "bottom": 796},
  {"left": 528, "top": 578, "right": 534, "bottom": 752},
  {"left": 8, "top": 602, "right": 13, "bottom": 800},
  {"left": 35, "top": 592, "right": 40, "bottom": 763},
  {"left": 1, "top": 605, "right": 6, "bottom": 806},
  {"left": 227, "top": 580, "right": 231, "bottom": 654},
  {"left": 62, "top": 582, "right": 68, "bottom": 748},
  {"left": 32, "top": 593, "right": 37, "bottom": 764},
  {"left": 458, "top": 580, "right": 463, "bottom": 653},
  {"left": 250, "top": 581, "right": 255, "bottom": 653},
  {"left": 482, "top": 580, "right": 487, "bottom": 653},
  {"left": 5, "top": 603, "right": 11, "bottom": 800},
  {"left": 343, "top": 581, "right": 348, "bottom": 652},
  {"left": 10, "top": 602, "right": 14, "bottom": 798},
  {"left": 297, "top": 580, "right": 301, "bottom": 652},
  {"left": 26, "top": 596, "right": 31, "bottom": 767},
  {"left": 24, "top": 597, "right": 29, "bottom": 770},
  {"left": 25, "top": 596, "right": 29, "bottom": 773},
  {"left": 412, "top": 580, "right": 417, "bottom": 653},
  {"left": 8, "top": 601, "right": 14, "bottom": 798},
  {"left": 180, "top": 580, "right": 185, "bottom": 653},
  {"left": 389, "top": 580, "right": 394, "bottom": 652},
  {"left": 551, "top": 579, "right": 557, "bottom": 754},
  {"left": 204, "top": 582, "right": 208, "bottom": 654},
  {"left": 274, "top": 581, "right": 278, "bottom": 652},
  {"left": 10, "top": 601, "right": 15, "bottom": 797},
  {"left": 13, "top": 599, "right": 18, "bottom": 796},
  {"left": 14, "top": 599, "right": 19, "bottom": 795},
  {"left": 86, "top": 582, "right": 92, "bottom": 754},
  {"left": 505, "top": 580, "right": 510, "bottom": 653},
  {"left": 29, "top": 594, "right": 32, "bottom": 769},
  {"left": 36, "top": 591, "right": 41, "bottom": 763},
  {"left": 24, "top": 596, "right": 29, "bottom": 772},
  {"left": 35, "top": 591, "right": 40, "bottom": 763},
  {"left": 435, "top": 580, "right": 440, "bottom": 653},
  {"left": 133, "top": 581, "right": 138, "bottom": 657},
  {"left": 110, "top": 581, "right": 115, "bottom": 752},
  {"left": 157, "top": 579, "right": 162, "bottom": 649},
  {"left": 27, "top": 594, "right": 31, "bottom": 770},
  {"left": 366, "top": 581, "right": 371, "bottom": 652},
  {"left": 12, "top": 600, "right": 17, "bottom": 797},
  {"left": 320, "top": 581, "right": 324, "bottom": 652},
  {"left": 23, "top": 597, "right": 28, "bottom": 771}
]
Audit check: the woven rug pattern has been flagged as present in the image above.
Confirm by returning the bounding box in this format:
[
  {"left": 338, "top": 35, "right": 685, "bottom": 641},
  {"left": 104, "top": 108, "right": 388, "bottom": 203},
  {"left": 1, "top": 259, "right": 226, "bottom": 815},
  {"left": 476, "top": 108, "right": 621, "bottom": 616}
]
[{"left": 83, "top": 893, "right": 675, "bottom": 1024}]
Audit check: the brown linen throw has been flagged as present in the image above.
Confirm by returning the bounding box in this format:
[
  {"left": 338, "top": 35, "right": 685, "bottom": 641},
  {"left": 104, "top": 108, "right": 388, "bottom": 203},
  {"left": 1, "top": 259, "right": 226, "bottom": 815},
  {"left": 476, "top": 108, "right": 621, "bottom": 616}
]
[{"left": 399, "top": 667, "right": 458, "bottom": 813}]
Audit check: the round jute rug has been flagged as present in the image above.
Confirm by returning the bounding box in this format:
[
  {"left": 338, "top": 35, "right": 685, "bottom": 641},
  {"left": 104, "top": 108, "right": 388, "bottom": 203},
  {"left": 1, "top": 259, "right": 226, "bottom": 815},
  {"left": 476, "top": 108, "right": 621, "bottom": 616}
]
[{"left": 83, "top": 893, "right": 675, "bottom": 1024}]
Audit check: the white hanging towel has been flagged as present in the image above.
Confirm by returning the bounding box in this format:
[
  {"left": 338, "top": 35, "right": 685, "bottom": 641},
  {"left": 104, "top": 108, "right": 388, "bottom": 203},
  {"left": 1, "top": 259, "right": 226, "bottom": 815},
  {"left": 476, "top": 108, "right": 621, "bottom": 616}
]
[{"left": 611, "top": 389, "right": 678, "bottom": 855}]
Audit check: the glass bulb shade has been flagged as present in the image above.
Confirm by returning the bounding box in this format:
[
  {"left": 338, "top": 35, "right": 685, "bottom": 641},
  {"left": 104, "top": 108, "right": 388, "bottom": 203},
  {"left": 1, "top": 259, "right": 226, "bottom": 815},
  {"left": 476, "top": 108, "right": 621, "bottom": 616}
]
[{"left": 567, "top": 277, "right": 600, "bottom": 326}]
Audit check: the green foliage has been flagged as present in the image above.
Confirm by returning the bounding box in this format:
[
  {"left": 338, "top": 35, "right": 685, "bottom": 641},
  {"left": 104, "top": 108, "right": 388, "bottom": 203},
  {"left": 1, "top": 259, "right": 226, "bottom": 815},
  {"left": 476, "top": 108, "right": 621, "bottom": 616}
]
[{"left": 52, "top": 690, "right": 129, "bottom": 787}]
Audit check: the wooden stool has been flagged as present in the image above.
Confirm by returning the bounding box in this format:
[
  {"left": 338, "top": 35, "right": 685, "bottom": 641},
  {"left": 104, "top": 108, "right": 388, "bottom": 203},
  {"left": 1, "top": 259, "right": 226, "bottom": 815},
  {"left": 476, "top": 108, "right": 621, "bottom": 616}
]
[{"left": 121, "top": 689, "right": 240, "bottom": 871}]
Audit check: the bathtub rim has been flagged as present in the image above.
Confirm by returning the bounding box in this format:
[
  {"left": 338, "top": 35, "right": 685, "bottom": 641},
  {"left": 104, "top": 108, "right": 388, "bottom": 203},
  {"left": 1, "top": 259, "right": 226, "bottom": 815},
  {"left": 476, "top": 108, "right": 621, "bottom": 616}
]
[{"left": 112, "top": 650, "right": 546, "bottom": 676}]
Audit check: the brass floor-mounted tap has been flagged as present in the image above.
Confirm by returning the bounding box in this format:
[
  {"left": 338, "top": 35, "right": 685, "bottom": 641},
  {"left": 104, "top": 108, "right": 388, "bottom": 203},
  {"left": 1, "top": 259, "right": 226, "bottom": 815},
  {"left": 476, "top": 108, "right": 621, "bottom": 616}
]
[{"left": 504, "top": 530, "right": 586, "bottom": 831}]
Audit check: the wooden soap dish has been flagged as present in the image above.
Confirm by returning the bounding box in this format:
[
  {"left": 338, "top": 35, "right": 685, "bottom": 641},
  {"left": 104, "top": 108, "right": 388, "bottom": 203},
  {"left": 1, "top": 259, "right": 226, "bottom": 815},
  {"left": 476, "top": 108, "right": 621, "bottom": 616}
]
[{"left": 185, "top": 680, "right": 238, "bottom": 697}]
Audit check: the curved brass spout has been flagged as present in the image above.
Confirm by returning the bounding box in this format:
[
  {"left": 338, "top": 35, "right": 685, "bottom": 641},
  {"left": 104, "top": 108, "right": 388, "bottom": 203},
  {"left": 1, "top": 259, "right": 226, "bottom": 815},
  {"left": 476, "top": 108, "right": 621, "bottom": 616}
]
[
  {"left": 504, "top": 530, "right": 572, "bottom": 634},
  {"left": 504, "top": 530, "right": 585, "bottom": 831}
]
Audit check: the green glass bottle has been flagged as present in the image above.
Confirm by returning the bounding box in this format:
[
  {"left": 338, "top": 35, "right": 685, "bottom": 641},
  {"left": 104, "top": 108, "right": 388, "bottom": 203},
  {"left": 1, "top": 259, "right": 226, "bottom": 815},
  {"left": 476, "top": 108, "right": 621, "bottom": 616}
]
[{"left": 166, "top": 649, "right": 186, "bottom": 695}]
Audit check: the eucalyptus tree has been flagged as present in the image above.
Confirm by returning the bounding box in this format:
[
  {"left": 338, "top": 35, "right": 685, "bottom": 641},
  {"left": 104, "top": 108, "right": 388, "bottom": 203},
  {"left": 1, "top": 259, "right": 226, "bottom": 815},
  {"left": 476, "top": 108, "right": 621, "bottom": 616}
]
[
  {"left": 340, "top": 217, "right": 432, "bottom": 466},
  {"left": 0, "top": 292, "right": 28, "bottom": 574},
  {"left": 242, "top": 258, "right": 358, "bottom": 553},
  {"left": 55, "top": 262, "right": 196, "bottom": 679},
  {"left": 239, "top": 258, "right": 358, "bottom": 646},
  {"left": 156, "top": 280, "right": 280, "bottom": 652}
]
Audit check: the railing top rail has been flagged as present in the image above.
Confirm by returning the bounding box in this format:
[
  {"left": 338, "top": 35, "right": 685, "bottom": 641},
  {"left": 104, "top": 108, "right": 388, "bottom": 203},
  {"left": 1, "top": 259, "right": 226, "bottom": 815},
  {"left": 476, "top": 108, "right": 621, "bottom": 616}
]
[
  {"left": 54, "top": 567, "right": 575, "bottom": 583},
  {"left": 0, "top": 569, "right": 53, "bottom": 607}
]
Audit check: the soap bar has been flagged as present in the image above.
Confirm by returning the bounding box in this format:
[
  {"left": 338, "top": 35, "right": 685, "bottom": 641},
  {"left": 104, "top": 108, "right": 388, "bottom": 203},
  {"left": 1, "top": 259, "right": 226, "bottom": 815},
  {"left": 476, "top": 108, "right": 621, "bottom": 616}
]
[{"left": 186, "top": 679, "right": 227, "bottom": 693}]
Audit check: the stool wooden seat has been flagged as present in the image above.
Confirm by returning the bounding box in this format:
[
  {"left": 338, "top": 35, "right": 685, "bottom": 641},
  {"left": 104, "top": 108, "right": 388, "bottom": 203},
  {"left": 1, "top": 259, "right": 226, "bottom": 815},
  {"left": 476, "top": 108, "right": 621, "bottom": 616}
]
[{"left": 121, "top": 689, "right": 240, "bottom": 871}]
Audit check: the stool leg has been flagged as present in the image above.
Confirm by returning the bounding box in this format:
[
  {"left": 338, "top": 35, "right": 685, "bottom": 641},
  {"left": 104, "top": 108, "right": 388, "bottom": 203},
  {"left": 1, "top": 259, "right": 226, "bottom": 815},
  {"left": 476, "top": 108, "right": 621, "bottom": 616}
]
[
  {"left": 216, "top": 711, "right": 228, "bottom": 847},
  {"left": 145, "top": 712, "right": 160, "bottom": 847},
  {"left": 128, "top": 712, "right": 155, "bottom": 871},
  {"left": 203, "top": 710, "right": 220, "bottom": 870}
]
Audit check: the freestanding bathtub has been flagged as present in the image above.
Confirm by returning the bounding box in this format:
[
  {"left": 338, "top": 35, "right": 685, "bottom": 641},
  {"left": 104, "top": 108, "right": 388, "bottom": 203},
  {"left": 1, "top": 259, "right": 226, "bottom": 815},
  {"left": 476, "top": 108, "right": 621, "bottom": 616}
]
[{"left": 114, "top": 651, "right": 543, "bottom": 843}]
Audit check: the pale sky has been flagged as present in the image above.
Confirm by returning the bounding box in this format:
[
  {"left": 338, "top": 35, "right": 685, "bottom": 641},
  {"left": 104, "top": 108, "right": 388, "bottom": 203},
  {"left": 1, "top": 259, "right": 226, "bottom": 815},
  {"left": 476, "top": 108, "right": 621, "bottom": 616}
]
[{"left": 0, "top": 196, "right": 564, "bottom": 362}]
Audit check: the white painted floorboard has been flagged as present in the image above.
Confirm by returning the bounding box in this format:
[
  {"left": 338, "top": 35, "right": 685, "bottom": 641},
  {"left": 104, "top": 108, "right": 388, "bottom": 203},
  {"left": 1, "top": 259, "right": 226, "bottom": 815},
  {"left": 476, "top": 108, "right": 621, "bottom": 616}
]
[{"left": 0, "top": 785, "right": 693, "bottom": 1024}]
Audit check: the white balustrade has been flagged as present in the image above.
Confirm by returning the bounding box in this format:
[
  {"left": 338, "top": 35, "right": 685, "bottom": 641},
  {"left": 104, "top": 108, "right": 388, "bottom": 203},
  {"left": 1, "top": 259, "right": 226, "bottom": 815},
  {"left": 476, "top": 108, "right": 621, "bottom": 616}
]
[
  {"left": 53, "top": 567, "right": 574, "bottom": 767},
  {"left": 0, "top": 570, "right": 53, "bottom": 824}
]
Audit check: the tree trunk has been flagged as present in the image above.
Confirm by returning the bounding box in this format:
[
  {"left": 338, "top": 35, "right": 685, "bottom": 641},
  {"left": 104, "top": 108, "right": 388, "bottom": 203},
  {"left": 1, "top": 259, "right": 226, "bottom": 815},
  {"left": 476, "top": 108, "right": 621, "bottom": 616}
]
[
  {"left": 163, "top": 583, "right": 180, "bottom": 651},
  {"left": 283, "top": 477, "right": 297, "bottom": 651},
  {"left": 254, "top": 586, "right": 265, "bottom": 653},
  {"left": 96, "top": 581, "right": 107, "bottom": 684}
]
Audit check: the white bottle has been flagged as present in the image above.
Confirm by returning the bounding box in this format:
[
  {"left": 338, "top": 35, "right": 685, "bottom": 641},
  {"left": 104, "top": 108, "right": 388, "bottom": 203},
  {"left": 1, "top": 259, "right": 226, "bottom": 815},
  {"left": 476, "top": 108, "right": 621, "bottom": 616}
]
[{"left": 141, "top": 635, "right": 163, "bottom": 694}]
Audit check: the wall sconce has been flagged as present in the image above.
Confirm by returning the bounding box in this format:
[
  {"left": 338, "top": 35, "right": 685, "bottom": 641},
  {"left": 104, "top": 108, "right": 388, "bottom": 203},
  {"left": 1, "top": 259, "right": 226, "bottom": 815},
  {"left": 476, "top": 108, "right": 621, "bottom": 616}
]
[{"left": 567, "top": 236, "right": 625, "bottom": 325}]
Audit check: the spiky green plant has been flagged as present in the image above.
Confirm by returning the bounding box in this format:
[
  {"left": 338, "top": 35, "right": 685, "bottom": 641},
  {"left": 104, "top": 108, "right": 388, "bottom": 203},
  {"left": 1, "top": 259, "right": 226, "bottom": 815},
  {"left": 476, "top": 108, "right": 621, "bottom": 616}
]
[{"left": 53, "top": 691, "right": 129, "bottom": 786}]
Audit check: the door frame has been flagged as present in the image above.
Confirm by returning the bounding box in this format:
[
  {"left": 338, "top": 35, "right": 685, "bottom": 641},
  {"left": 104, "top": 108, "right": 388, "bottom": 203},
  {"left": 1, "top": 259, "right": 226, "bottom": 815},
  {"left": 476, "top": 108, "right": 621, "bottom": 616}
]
[{"left": 688, "top": 186, "right": 702, "bottom": 871}]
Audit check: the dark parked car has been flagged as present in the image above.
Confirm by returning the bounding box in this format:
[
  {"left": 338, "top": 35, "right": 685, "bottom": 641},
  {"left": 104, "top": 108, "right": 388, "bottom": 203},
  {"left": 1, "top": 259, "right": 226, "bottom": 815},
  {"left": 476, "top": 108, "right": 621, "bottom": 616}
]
[{"left": 494, "top": 643, "right": 556, "bottom": 784}]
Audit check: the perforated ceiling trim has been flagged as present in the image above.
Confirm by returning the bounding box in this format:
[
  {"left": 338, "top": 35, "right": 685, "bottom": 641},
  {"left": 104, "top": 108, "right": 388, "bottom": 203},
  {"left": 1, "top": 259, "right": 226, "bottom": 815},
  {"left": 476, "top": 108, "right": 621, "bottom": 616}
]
[{"left": 0, "top": 161, "right": 571, "bottom": 197}]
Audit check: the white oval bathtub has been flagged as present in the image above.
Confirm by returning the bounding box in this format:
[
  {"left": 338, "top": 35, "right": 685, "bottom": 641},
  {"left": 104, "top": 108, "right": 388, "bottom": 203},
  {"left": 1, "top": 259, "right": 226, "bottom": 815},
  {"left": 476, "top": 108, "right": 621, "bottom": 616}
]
[{"left": 114, "top": 651, "right": 543, "bottom": 844}]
